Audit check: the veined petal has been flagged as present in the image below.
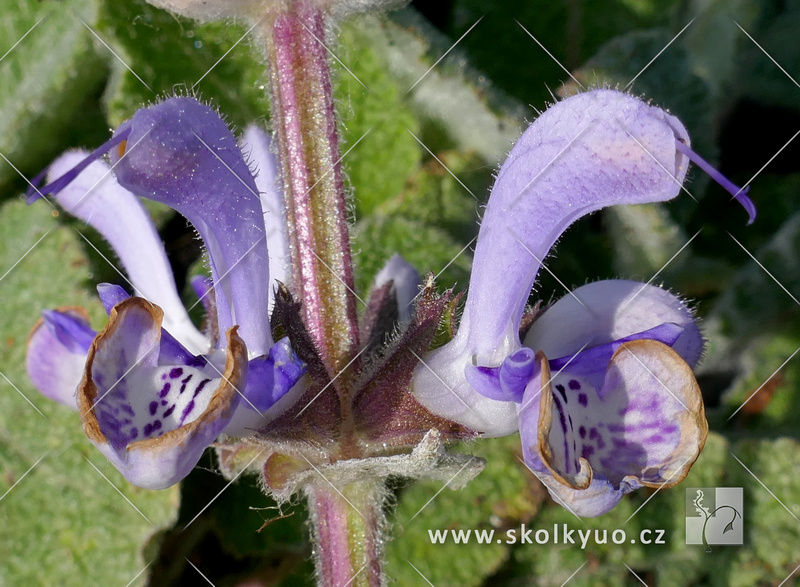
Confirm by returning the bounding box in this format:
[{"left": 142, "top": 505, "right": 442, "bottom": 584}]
[
  {"left": 26, "top": 307, "right": 95, "bottom": 410},
  {"left": 525, "top": 280, "right": 703, "bottom": 368},
  {"left": 79, "top": 297, "right": 247, "bottom": 490},
  {"left": 413, "top": 90, "right": 692, "bottom": 435},
  {"left": 109, "top": 97, "right": 273, "bottom": 356},
  {"left": 519, "top": 340, "right": 707, "bottom": 517},
  {"left": 240, "top": 125, "right": 289, "bottom": 315},
  {"left": 533, "top": 468, "right": 642, "bottom": 519},
  {"left": 43, "top": 152, "right": 208, "bottom": 355}
]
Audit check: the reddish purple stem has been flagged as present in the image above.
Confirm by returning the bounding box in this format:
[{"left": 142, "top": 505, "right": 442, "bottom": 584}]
[{"left": 268, "top": 1, "right": 361, "bottom": 376}]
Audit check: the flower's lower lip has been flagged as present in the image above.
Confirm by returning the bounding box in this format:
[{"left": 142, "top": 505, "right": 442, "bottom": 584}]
[{"left": 77, "top": 297, "right": 247, "bottom": 490}]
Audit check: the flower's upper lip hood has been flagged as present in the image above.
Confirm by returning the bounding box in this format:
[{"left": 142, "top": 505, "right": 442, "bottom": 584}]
[
  {"left": 108, "top": 97, "right": 273, "bottom": 357},
  {"left": 26, "top": 97, "right": 272, "bottom": 358},
  {"left": 460, "top": 89, "right": 693, "bottom": 360}
]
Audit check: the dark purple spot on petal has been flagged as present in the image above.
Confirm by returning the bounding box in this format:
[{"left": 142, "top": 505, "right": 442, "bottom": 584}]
[
  {"left": 578, "top": 393, "right": 588, "bottom": 407},
  {"left": 551, "top": 394, "right": 574, "bottom": 473},
  {"left": 152, "top": 420, "right": 162, "bottom": 431},
  {"left": 149, "top": 401, "right": 158, "bottom": 416},
  {"left": 120, "top": 404, "right": 134, "bottom": 416},
  {"left": 579, "top": 426, "right": 586, "bottom": 439},
  {"left": 161, "top": 373, "right": 167, "bottom": 380},
  {"left": 161, "top": 400, "right": 168, "bottom": 406},
  {"left": 159, "top": 383, "right": 170, "bottom": 398},
  {"left": 180, "top": 374, "right": 193, "bottom": 394},
  {"left": 162, "top": 404, "right": 176, "bottom": 418},
  {"left": 180, "top": 400, "right": 195, "bottom": 425},
  {"left": 143, "top": 423, "right": 153, "bottom": 436},
  {"left": 194, "top": 378, "right": 211, "bottom": 398},
  {"left": 596, "top": 436, "right": 606, "bottom": 450},
  {"left": 589, "top": 428, "right": 599, "bottom": 440},
  {"left": 555, "top": 384, "right": 567, "bottom": 403},
  {"left": 169, "top": 367, "right": 184, "bottom": 379},
  {"left": 568, "top": 380, "right": 580, "bottom": 390},
  {"left": 582, "top": 445, "right": 595, "bottom": 458},
  {"left": 129, "top": 428, "right": 138, "bottom": 440}
]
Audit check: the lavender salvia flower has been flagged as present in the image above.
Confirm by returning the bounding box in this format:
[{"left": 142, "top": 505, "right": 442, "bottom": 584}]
[
  {"left": 26, "top": 97, "right": 305, "bottom": 489},
  {"left": 412, "top": 89, "right": 755, "bottom": 516}
]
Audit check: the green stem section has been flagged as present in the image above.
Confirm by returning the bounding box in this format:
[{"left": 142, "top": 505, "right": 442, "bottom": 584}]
[
  {"left": 306, "top": 479, "right": 386, "bottom": 587},
  {"left": 266, "top": 1, "right": 361, "bottom": 379}
]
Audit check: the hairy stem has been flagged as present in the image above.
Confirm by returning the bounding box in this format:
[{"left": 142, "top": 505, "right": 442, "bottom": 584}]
[
  {"left": 306, "top": 479, "right": 386, "bottom": 587},
  {"left": 265, "top": 1, "right": 361, "bottom": 378}
]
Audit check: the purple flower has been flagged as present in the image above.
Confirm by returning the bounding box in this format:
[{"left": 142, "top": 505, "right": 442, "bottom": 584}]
[
  {"left": 26, "top": 97, "right": 305, "bottom": 489},
  {"left": 412, "top": 89, "right": 754, "bottom": 516}
]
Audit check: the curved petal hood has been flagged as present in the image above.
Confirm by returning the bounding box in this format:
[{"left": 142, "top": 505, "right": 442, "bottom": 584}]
[{"left": 110, "top": 97, "right": 273, "bottom": 356}]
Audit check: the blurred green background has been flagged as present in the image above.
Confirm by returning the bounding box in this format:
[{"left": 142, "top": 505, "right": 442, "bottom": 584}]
[{"left": 1, "top": 0, "right": 799, "bottom": 585}]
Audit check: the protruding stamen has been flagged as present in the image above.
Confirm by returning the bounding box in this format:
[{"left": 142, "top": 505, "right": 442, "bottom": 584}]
[
  {"left": 676, "top": 139, "right": 756, "bottom": 225},
  {"left": 27, "top": 128, "right": 132, "bottom": 203}
]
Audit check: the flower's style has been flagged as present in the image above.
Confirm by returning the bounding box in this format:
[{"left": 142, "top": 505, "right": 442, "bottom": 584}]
[
  {"left": 26, "top": 97, "right": 306, "bottom": 489},
  {"left": 411, "top": 89, "right": 755, "bottom": 516}
]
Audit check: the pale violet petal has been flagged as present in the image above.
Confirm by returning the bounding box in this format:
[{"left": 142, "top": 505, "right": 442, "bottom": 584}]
[
  {"left": 413, "top": 90, "right": 691, "bottom": 434},
  {"left": 224, "top": 338, "right": 307, "bottom": 437},
  {"left": 525, "top": 279, "right": 702, "bottom": 367},
  {"left": 45, "top": 151, "right": 208, "bottom": 355},
  {"left": 26, "top": 308, "right": 95, "bottom": 410},
  {"left": 411, "top": 326, "right": 519, "bottom": 436},
  {"left": 110, "top": 97, "right": 273, "bottom": 356},
  {"left": 461, "top": 90, "right": 691, "bottom": 359},
  {"left": 519, "top": 340, "right": 706, "bottom": 517}
]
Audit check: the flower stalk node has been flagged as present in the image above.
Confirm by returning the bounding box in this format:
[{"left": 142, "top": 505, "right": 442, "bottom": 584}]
[{"left": 264, "top": 429, "right": 485, "bottom": 502}]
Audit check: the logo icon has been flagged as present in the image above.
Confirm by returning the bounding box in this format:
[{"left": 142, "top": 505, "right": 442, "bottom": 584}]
[{"left": 685, "top": 487, "right": 743, "bottom": 552}]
